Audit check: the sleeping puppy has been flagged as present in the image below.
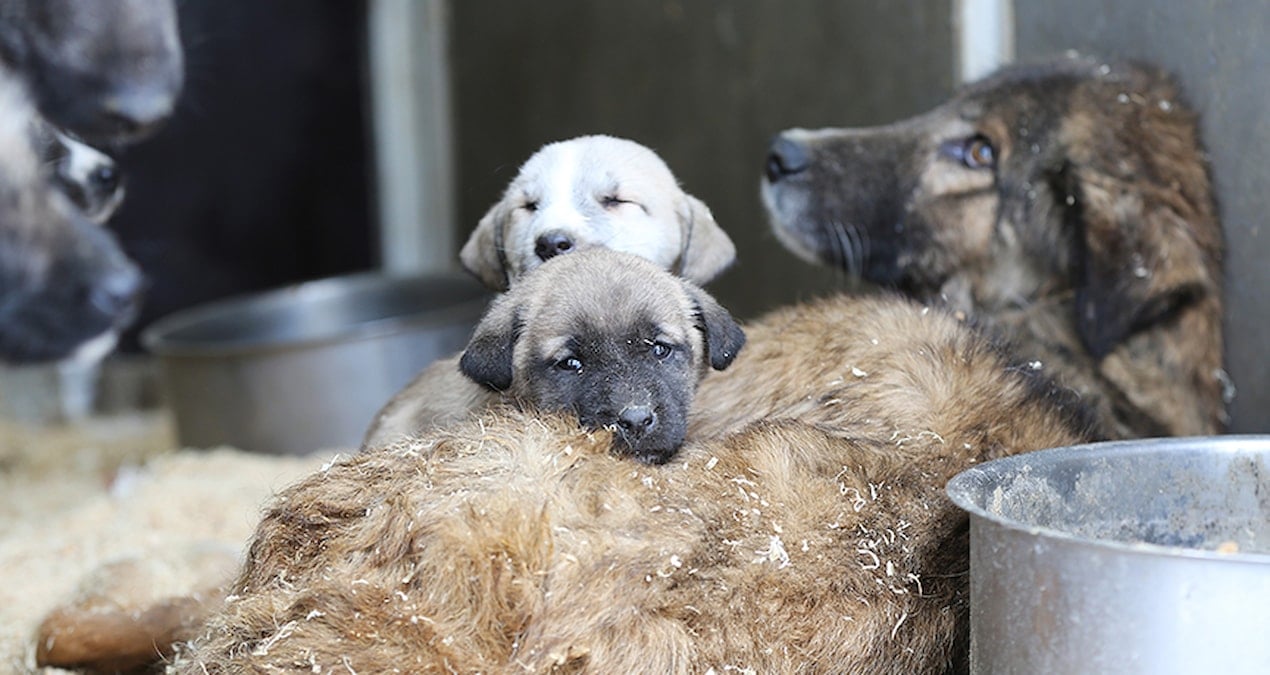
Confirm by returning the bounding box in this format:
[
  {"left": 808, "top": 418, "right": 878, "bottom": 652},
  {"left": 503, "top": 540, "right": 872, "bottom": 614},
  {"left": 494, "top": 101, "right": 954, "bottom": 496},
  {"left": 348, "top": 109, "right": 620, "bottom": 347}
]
[
  {"left": 376, "top": 248, "right": 744, "bottom": 463},
  {"left": 459, "top": 134, "right": 736, "bottom": 290}
]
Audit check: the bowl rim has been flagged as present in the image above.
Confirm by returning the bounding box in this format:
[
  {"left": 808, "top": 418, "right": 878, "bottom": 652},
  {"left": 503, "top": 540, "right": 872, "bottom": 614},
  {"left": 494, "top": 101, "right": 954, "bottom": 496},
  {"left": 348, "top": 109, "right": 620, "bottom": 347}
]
[
  {"left": 141, "top": 271, "right": 490, "bottom": 358},
  {"left": 946, "top": 434, "right": 1270, "bottom": 564}
]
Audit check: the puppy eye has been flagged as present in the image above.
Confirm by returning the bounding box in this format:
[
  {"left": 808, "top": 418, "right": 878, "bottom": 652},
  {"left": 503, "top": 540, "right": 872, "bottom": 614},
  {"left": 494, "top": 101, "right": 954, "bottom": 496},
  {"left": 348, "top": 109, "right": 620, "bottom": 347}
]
[
  {"left": 555, "top": 356, "right": 583, "bottom": 372},
  {"left": 651, "top": 341, "right": 673, "bottom": 359},
  {"left": 522, "top": 199, "right": 539, "bottom": 212},
  {"left": 962, "top": 135, "right": 996, "bottom": 169},
  {"left": 600, "top": 194, "right": 626, "bottom": 209}
]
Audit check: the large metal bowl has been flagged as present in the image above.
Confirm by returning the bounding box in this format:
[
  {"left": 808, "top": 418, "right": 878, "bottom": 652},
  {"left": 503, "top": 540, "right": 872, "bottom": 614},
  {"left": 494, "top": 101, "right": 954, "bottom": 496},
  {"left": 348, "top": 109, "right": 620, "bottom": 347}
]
[
  {"left": 142, "top": 272, "right": 490, "bottom": 455},
  {"left": 947, "top": 436, "right": 1270, "bottom": 674}
]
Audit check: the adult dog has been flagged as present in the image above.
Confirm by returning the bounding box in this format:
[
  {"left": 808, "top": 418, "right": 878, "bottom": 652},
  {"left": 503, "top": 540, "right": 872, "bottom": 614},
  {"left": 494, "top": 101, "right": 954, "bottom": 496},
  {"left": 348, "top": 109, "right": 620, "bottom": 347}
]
[
  {"left": 407, "top": 248, "right": 744, "bottom": 464},
  {"left": 460, "top": 134, "right": 736, "bottom": 290},
  {"left": 762, "top": 57, "right": 1224, "bottom": 438}
]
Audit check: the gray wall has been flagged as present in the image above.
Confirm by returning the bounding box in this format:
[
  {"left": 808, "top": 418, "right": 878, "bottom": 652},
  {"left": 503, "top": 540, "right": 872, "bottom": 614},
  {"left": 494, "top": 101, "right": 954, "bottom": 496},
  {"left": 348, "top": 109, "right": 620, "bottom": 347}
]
[
  {"left": 1016, "top": 1, "right": 1269, "bottom": 431},
  {"left": 449, "top": 0, "right": 955, "bottom": 319}
]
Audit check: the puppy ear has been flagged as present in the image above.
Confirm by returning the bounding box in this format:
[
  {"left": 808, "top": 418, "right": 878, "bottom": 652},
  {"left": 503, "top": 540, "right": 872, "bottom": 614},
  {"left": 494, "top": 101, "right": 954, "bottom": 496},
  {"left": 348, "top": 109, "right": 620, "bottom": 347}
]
[
  {"left": 460, "top": 200, "right": 513, "bottom": 291},
  {"left": 684, "top": 283, "right": 746, "bottom": 371},
  {"left": 1062, "top": 140, "right": 1220, "bottom": 360},
  {"left": 676, "top": 193, "right": 737, "bottom": 285},
  {"left": 458, "top": 295, "right": 521, "bottom": 391}
]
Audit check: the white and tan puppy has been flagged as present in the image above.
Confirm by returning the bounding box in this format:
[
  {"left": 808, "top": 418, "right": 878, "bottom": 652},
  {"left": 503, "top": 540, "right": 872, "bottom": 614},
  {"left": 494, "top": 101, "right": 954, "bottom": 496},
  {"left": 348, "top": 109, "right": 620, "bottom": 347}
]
[
  {"left": 459, "top": 135, "right": 736, "bottom": 290},
  {"left": 370, "top": 249, "right": 744, "bottom": 463}
]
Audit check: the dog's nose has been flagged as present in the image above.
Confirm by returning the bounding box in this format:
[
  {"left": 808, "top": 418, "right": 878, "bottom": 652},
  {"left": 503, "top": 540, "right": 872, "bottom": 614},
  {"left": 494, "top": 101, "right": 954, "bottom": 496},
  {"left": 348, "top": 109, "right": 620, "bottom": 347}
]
[
  {"left": 535, "top": 231, "right": 575, "bottom": 262},
  {"left": 765, "top": 136, "right": 811, "bottom": 182},
  {"left": 87, "top": 263, "right": 144, "bottom": 318},
  {"left": 617, "top": 406, "right": 657, "bottom": 438}
]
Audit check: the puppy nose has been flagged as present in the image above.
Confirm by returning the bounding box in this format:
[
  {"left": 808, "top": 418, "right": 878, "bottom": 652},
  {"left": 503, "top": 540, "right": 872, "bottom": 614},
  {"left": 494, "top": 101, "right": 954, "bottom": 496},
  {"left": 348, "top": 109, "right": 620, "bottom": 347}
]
[
  {"left": 765, "top": 135, "right": 810, "bottom": 182},
  {"left": 535, "top": 231, "right": 575, "bottom": 262},
  {"left": 87, "top": 263, "right": 145, "bottom": 318},
  {"left": 617, "top": 406, "right": 657, "bottom": 437}
]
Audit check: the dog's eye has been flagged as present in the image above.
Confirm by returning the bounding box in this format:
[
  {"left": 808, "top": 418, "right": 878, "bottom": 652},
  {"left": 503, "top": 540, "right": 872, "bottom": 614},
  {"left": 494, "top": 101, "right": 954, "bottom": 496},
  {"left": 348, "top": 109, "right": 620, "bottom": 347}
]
[
  {"left": 522, "top": 199, "right": 539, "bottom": 212},
  {"left": 962, "top": 136, "right": 996, "bottom": 169},
  {"left": 600, "top": 195, "right": 626, "bottom": 209},
  {"left": 651, "top": 341, "right": 673, "bottom": 359},
  {"left": 555, "top": 356, "right": 583, "bottom": 372}
]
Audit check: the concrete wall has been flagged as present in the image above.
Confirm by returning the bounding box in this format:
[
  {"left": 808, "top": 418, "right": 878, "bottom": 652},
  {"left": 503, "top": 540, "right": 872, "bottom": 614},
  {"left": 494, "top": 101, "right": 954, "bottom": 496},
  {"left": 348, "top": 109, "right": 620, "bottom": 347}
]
[
  {"left": 1015, "top": 0, "right": 1269, "bottom": 431},
  {"left": 449, "top": 0, "right": 956, "bottom": 318}
]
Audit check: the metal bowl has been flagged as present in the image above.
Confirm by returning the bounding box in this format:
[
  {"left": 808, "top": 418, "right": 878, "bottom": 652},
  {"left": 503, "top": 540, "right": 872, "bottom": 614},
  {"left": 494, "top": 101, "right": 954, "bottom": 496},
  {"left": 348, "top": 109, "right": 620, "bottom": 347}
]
[
  {"left": 142, "top": 272, "right": 490, "bottom": 455},
  {"left": 947, "top": 436, "right": 1270, "bottom": 674}
]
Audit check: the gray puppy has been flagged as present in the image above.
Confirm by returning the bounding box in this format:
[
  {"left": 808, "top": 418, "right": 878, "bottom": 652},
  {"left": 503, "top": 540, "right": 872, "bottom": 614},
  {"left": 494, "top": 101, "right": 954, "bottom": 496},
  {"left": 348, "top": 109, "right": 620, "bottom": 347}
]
[{"left": 366, "top": 249, "right": 745, "bottom": 463}]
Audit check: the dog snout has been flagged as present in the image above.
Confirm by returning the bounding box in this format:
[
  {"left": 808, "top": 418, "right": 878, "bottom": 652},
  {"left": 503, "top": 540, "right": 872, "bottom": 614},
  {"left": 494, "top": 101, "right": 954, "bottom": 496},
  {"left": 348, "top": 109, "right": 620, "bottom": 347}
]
[
  {"left": 86, "top": 262, "right": 144, "bottom": 317},
  {"left": 765, "top": 135, "right": 811, "bottom": 183},
  {"left": 617, "top": 405, "right": 657, "bottom": 438},
  {"left": 535, "top": 230, "right": 575, "bottom": 262}
]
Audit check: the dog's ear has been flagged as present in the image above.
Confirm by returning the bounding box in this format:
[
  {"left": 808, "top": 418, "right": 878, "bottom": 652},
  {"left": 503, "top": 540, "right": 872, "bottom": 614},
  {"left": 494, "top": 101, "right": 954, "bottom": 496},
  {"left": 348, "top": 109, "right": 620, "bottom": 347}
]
[
  {"left": 460, "top": 200, "right": 513, "bottom": 291},
  {"left": 1061, "top": 149, "right": 1220, "bottom": 360},
  {"left": 676, "top": 193, "right": 736, "bottom": 285},
  {"left": 458, "top": 295, "right": 521, "bottom": 391},
  {"left": 684, "top": 283, "right": 745, "bottom": 371}
]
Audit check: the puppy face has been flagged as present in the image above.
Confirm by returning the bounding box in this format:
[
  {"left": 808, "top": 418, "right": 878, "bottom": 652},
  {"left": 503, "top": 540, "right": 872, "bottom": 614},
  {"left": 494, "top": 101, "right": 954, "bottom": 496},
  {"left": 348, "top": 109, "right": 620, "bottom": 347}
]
[
  {"left": 0, "top": 0, "right": 184, "bottom": 143},
  {"left": 459, "top": 249, "right": 745, "bottom": 464},
  {"left": 761, "top": 57, "right": 1221, "bottom": 359},
  {"left": 461, "top": 135, "right": 736, "bottom": 290}
]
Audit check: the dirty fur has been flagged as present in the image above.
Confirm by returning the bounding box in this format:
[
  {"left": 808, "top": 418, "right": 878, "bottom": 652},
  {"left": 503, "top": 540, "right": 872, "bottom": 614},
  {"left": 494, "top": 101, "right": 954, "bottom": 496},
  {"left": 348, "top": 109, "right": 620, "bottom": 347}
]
[
  {"left": 177, "top": 295, "right": 1092, "bottom": 673},
  {"left": 762, "top": 56, "right": 1224, "bottom": 438}
]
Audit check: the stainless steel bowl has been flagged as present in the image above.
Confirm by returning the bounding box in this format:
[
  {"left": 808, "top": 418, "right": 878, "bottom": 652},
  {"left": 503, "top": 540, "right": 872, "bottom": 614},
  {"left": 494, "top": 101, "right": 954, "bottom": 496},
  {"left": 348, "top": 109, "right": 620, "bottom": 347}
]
[
  {"left": 947, "top": 436, "right": 1270, "bottom": 674},
  {"left": 142, "top": 272, "right": 490, "bottom": 455}
]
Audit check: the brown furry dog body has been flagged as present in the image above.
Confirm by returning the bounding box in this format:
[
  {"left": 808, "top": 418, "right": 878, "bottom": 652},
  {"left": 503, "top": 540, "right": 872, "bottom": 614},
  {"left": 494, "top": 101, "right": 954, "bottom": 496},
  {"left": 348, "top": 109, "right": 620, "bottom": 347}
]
[
  {"left": 763, "top": 57, "right": 1224, "bottom": 438},
  {"left": 179, "top": 295, "right": 1091, "bottom": 673}
]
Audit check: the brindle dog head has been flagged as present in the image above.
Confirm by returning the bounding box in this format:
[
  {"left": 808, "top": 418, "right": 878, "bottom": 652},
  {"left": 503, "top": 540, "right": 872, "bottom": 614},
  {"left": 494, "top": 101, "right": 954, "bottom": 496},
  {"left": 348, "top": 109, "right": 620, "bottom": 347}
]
[
  {"left": 762, "top": 57, "right": 1224, "bottom": 436},
  {"left": 459, "top": 249, "right": 745, "bottom": 464},
  {"left": 0, "top": 0, "right": 183, "bottom": 143}
]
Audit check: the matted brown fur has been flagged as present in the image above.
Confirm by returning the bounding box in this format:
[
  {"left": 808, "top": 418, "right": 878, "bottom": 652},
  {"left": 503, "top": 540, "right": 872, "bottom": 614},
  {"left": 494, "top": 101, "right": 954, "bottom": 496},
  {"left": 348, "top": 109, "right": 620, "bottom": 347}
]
[
  {"left": 762, "top": 56, "right": 1224, "bottom": 438},
  {"left": 177, "top": 295, "right": 1092, "bottom": 673}
]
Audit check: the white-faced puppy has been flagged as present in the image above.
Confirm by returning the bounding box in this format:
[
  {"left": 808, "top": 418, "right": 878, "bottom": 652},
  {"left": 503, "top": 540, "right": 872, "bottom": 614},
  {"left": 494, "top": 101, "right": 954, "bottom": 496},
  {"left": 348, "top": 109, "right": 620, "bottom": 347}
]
[
  {"left": 435, "top": 249, "right": 742, "bottom": 463},
  {"left": 459, "top": 135, "right": 736, "bottom": 290}
]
